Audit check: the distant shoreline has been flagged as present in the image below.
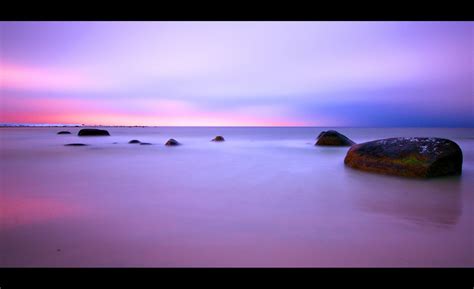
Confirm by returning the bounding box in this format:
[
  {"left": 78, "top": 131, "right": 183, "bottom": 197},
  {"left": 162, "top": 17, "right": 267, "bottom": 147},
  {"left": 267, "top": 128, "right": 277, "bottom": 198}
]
[{"left": 1, "top": 125, "right": 473, "bottom": 129}]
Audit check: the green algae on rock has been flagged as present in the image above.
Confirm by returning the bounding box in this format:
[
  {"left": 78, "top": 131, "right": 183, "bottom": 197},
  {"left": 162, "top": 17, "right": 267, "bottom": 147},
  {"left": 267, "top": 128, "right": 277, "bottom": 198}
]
[{"left": 344, "top": 137, "right": 463, "bottom": 178}]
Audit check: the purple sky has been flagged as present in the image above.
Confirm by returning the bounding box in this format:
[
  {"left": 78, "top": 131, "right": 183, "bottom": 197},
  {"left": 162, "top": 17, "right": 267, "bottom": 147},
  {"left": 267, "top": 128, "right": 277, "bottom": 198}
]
[{"left": 0, "top": 21, "right": 472, "bottom": 126}]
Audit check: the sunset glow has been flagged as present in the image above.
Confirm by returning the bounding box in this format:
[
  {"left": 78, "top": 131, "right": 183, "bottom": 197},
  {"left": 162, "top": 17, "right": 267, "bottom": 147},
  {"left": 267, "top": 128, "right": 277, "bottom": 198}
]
[{"left": 1, "top": 21, "right": 472, "bottom": 126}]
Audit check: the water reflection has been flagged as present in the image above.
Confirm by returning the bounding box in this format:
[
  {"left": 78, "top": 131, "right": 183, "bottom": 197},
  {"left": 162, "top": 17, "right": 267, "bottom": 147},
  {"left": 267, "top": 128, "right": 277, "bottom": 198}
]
[
  {"left": 1, "top": 127, "right": 472, "bottom": 266},
  {"left": 0, "top": 195, "right": 81, "bottom": 229},
  {"left": 346, "top": 168, "right": 463, "bottom": 228}
]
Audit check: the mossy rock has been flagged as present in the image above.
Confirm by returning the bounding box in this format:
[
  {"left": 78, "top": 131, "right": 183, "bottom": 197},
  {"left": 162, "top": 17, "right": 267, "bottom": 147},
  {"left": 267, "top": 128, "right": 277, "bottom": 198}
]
[
  {"left": 315, "top": 130, "right": 355, "bottom": 146},
  {"left": 344, "top": 137, "right": 463, "bottom": 178}
]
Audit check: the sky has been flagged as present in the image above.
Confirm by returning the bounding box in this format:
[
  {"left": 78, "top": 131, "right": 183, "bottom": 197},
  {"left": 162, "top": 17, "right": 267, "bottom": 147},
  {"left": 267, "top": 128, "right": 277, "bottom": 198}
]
[{"left": 0, "top": 21, "right": 472, "bottom": 127}]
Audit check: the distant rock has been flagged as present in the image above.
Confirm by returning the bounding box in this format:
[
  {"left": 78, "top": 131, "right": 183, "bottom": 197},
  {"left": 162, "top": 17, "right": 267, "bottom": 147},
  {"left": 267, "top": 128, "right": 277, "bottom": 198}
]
[
  {"left": 65, "top": 143, "right": 88, "bottom": 146},
  {"left": 344, "top": 137, "right": 463, "bottom": 178},
  {"left": 78, "top": 129, "right": 110, "bottom": 136},
  {"left": 212, "top": 136, "right": 225, "bottom": 142},
  {"left": 316, "top": 130, "right": 355, "bottom": 146},
  {"left": 57, "top": 131, "right": 71, "bottom": 135},
  {"left": 129, "top": 140, "right": 141, "bottom": 144},
  {"left": 140, "top": 142, "right": 152, "bottom": 145},
  {"left": 165, "top": 139, "right": 180, "bottom": 146}
]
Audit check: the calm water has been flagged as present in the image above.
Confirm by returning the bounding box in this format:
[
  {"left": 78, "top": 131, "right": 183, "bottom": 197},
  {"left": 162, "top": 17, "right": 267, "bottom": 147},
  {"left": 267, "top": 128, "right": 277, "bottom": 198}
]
[{"left": 1, "top": 127, "right": 473, "bottom": 267}]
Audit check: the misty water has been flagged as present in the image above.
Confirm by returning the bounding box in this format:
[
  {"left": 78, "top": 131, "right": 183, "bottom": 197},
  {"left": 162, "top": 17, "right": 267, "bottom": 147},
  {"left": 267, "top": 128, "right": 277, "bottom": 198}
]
[{"left": 1, "top": 127, "right": 473, "bottom": 267}]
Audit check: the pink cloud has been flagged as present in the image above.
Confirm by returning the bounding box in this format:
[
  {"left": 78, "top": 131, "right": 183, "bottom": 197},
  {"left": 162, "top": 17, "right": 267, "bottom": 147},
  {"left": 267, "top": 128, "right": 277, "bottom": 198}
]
[{"left": 0, "top": 62, "right": 100, "bottom": 92}]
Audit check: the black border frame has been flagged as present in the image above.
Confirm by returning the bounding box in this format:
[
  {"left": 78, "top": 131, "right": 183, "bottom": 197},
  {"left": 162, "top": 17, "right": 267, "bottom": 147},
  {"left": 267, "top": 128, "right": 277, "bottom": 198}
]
[
  {"left": 1, "top": 268, "right": 473, "bottom": 288},
  {"left": 1, "top": 2, "right": 473, "bottom": 21},
  {"left": 1, "top": 5, "right": 473, "bottom": 288}
]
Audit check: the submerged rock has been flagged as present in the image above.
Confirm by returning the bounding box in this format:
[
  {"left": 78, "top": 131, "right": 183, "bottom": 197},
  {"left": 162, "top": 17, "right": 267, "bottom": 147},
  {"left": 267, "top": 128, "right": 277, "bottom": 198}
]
[
  {"left": 165, "top": 138, "right": 180, "bottom": 146},
  {"left": 316, "top": 130, "right": 355, "bottom": 146},
  {"left": 65, "top": 143, "right": 88, "bottom": 146},
  {"left": 140, "top": 142, "right": 152, "bottom": 145},
  {"left": 212, "top": 136, "right": 225, "bottom": 142},
  {"left": 129, "top": 139, "right": 141, "bottom": 144},
  {"left": 57, "top": 131, "right": 71, "bottom": 135},
  {"left": 344, "top": 137, "right": 463, "bottom": 178},
  {"left": 78, "top": 129, "right": 110, "bottom": 136}
]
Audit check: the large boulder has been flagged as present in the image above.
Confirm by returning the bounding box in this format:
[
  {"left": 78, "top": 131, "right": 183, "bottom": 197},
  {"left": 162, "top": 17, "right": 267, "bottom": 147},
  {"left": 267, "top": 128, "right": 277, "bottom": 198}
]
[
  {"left": 316, "top": 130, "right": 355, "bottom": 146},
  {"left": 78, "top": 129, "right": 110, "bottom": 136},
  {"left": 165, "top": 138, "right": 180, "bottom": 146},
  {"left": 212, "top": 136, "right": 225, "bottom": 142},
  {"left": 344, "top": 137, "right": 463, "bottom": 178}
]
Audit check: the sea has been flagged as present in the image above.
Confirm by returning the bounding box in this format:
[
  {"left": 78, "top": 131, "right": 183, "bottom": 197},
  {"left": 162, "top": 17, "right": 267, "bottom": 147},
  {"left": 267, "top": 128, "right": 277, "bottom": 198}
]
[{"left": 1, "top": 127, "right": 473, "bottom": 267}]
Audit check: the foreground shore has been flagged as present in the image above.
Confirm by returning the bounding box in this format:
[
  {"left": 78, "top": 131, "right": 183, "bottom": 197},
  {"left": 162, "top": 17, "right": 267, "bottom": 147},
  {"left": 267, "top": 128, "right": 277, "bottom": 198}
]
[{"left": 1, "top": 127, "right": 473, "bottom": 267}]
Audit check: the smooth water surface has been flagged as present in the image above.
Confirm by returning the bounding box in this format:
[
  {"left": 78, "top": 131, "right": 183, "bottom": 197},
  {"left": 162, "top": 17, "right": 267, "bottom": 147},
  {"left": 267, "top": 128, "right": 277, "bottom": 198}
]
[{"left": 1, "top": 127, "right": 473, "bottom": 267}]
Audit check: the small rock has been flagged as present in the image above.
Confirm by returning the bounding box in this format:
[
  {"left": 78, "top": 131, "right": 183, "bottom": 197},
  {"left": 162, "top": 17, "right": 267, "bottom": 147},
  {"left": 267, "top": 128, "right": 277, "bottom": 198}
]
[
  {"left": 165, "top": 139, "right": 180, "bottom": 146},
  {"left": 316, "top": 130, "right": 355, "bottom": 146},
  {"left": 129, "top": 140, "right": 141, "bottom": 144},
  {"left": 212, "top": 136, "right": 225, "bottom": 142},
  {"left": 57, "top": 131, "right": 71, "bottom": 135},
  {"left": 65, "top": 143, "right": 88, "bottom": 146},
  {"left": 78, "top": 129, "right": 110, "bottom": 136}
]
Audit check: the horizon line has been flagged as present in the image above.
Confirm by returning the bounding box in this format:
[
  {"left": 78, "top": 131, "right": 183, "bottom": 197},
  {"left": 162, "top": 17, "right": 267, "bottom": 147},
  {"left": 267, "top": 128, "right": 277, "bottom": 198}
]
[{"left": 1, "top": 123, "right": 473, "bottom": 129}]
